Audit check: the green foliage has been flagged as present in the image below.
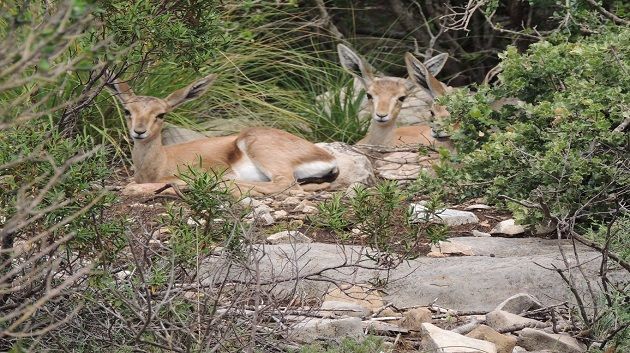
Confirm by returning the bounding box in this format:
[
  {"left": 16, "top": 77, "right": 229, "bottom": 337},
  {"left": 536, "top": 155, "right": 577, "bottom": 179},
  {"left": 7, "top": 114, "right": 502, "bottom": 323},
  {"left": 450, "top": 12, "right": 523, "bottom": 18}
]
[
  {"left": 161, "top": 166, "right": 247, "bottom": 266},
  {"left": 298, "top": 336, "right": 384, "bottom": 353},
  {"left": 95, "top": 0, "right": 227, "bottom": 68},
  {"left": 313, "top": 182, "right": 447, "bottom": 263},
  {"left": 0, "top": 120, "right": 118, "bottom": 253},
  {"left": 306, "top": 80, "right": 370, "bottom": 143},
  {"left": 441, "top": 26, "right": 629, "bottom": 227}
]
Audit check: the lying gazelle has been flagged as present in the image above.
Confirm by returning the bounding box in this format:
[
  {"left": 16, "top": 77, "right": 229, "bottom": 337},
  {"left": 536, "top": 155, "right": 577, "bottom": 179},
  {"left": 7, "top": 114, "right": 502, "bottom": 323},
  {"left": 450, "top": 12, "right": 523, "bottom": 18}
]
[
  {"left": 337, "top": 44, "right": 455, "bottom": 151},
  {"left": 105, "top": 73, "right": 339, "bottom": 196}
]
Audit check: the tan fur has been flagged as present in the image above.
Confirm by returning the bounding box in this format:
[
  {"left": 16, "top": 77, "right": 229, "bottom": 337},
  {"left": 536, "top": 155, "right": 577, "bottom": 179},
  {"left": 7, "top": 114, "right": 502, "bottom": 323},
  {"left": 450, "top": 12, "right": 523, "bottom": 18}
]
[
  {"left": 337, "top": 44, "right": 454, "bottom": 151},
  {"left": 106, "top": 74, "right": 337, "bottom": 196}
]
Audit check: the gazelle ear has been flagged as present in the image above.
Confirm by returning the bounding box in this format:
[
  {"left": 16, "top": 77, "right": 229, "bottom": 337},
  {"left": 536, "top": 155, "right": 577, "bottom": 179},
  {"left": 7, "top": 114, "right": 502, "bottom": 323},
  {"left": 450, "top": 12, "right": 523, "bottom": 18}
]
[
  {"left": 405, "top": 52, "right": 446, "bottom": 98},
  {"left": 337, "top": 43, "right": 375, "bottom": 88},
  {"left": 165, "top": 74, "right": 216, "bottom": 109},
  {"left": 104, "top": 71, "right": 135, "bottom": 104},
  {"left": 423, "top": 53, "right": 448, "bottom": 76}
]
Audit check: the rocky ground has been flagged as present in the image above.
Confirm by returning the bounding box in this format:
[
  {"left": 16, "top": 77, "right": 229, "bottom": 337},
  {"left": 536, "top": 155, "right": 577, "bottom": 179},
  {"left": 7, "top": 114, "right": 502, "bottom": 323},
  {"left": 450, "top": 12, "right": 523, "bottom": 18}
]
[{"left": 108, "top": 142, "right": 627, "bottom": 353}]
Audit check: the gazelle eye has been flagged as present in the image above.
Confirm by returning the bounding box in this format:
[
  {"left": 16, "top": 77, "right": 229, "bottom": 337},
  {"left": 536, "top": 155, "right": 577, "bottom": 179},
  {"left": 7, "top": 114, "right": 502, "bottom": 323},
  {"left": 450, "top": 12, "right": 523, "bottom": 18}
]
[
  {"left": 123, "top": 109, "right": 130, "bottom": 116},
  {"left": 398, "top": 96, "right": 407, "bottom": 102},
  {"left": 366, "top": 93, "right": 373, "bottom": 100},
  {"left": 156, "top": 113, "right": 165, "bottom": 120}
]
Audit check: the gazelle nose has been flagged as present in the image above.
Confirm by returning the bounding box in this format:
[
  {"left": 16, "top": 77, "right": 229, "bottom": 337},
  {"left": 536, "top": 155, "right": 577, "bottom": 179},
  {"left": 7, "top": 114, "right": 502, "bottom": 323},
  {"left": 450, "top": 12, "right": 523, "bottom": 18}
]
[
  {"left": 376, "top": 113, "right": 388, "bottom": 118},
  {"left": 134, "top": 129, "right": 146, "bottom": 135}
]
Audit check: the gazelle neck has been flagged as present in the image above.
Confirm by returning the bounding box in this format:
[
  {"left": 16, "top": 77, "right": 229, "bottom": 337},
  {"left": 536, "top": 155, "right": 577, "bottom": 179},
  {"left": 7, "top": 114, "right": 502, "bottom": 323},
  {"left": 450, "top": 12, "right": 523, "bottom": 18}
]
[
  {"left": 131, "top": 132, "right": 168, "bottom": 183},
  {"left": 362, "top": 119, "right": 397, "bottom": 146}
]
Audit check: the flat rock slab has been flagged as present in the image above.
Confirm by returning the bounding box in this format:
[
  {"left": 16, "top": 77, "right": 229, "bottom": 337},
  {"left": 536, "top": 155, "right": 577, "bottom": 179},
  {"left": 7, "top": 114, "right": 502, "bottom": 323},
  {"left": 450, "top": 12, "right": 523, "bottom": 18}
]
[{"left": 200, "top": 237, "right": 628, "bottom": 311}]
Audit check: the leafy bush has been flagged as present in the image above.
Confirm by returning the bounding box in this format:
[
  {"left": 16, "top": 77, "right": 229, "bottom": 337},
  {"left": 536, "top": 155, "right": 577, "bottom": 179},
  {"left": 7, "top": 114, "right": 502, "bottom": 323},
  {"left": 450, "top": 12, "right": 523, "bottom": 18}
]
[
  {"left": 298, "top": 336, "right": 385, "bottom": 353},
  {"left": 442, "top": 27, "right": 629, "bottom": 228},
  {"left": 314, "top": 182, "right": 448, "bottom": 264}
]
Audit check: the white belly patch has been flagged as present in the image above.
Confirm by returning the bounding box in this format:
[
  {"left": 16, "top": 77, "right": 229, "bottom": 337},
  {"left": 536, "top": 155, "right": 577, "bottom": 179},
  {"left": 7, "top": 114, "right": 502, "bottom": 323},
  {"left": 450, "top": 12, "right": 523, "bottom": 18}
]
[
  {"left": 231, "top": 155, "right": 269, "bottom": 182},
  {"left": 294, "top": 161, "right": 337, "bottom": 180}
]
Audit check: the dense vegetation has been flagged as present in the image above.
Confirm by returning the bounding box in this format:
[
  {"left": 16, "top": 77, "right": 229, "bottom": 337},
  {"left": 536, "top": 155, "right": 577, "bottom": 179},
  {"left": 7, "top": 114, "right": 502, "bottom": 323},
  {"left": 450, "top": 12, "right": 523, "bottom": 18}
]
[{"left": 0, "top": 0, "right": 628, "bottom": 352}]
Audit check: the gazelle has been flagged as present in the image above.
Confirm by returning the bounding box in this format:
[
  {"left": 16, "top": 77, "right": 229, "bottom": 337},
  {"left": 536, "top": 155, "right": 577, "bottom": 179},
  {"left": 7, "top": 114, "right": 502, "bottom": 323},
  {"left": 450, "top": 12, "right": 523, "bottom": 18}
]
[
  {"left": 105, "top": 73, "right": 339, "bottom": 196},
  {"left": 337, "top": 44, "right": 454, "bottom": 151}
]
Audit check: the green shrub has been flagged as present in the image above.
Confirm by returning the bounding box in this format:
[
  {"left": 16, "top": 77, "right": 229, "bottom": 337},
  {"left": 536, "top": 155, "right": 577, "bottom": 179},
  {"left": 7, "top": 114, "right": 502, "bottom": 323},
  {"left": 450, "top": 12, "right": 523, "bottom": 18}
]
[{"left": 441, "top": 27, "right": 629, "bottom": 229}]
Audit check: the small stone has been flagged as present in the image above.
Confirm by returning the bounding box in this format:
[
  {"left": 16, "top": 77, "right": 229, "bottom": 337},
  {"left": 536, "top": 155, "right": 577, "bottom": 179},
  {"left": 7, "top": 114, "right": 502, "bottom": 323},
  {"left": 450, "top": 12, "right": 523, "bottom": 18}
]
[
  {"left": 320, "top": 300, "right": 371, "bottom": 318},
  {"left": 377, "top": 308, "right": 402, "bottom": 318},
  {"left": 411, "top": 204, "right": 479, "bottom": 226},
  {"left": 467, "top": 325, "right": 517, "bottom": 353},
  {"left": 240, "top": 196, "right": 262, "bottom": 208},
  {"left": 430, "top": 240, "right": 475, "bottom": 256},
  {"left": 491, "top": 219, "right": 526, "bottom": 236},
  {"left": 421, "top": 323, "right": 497, "bottom": 353},
  {"left": 115, "top": 270, "right": 132, "bottom": 281},
  {"left": 472, "top": 229, "right": 492, "bottom": 237},
  {"left": 486, "top": 310, "right": 546, "bottom": 332},
  {"left": 253, "top": 204, "right": 272, "bottom": 215},
  {"left": 294, "top": 201, "right": 319, "bottom": 214},
  {"left": 427, "top": 251, "right": 448, "bottom": 258},
  {"left": 400, "top": 307, "right": 432, "bottom": 332},
  {"left": 517, "top": 328, "right": 586, "bottom": 353},
  {"left": 324, "top": 285, "right": 384, "bottom": 313},
  {"left": 273, "top": 210, "right": 288, "bottom": 219},
  {"left": 465, "top": 204, "right": 493, "bottom": 210},
  {"left": 512, "top": 347, "right": 527, "bottom": 353},
  {"left": 291, "top": 317, "right": 363, "bottom": 344},
  {"left": 187, "top": 217, "right": 207, "bottom": 226},
  {"left": 496, "top": 293, "right": 543, "bottom": 314},
  {"left": 282, "top": 196, "right": 301, "bottom": 206},
  {"left": 152, "top": 227, "right": 171, "bottom": 240},
  {"left": 266, "top": 230, "right": 312, "bottom": 245},
  {"left": 148, "top": 239, "right": 162, "bottom": 252}
]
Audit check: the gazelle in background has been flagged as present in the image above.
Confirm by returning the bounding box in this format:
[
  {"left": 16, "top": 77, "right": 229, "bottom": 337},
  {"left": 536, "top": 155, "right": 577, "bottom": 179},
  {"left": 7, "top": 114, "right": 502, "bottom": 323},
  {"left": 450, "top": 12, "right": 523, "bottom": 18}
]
[
  {"left": 106, "top": 73, "right": 339, "bottom": 196},
  {"left": 337, "top": 44, "right": 454, "bottom": 152}
]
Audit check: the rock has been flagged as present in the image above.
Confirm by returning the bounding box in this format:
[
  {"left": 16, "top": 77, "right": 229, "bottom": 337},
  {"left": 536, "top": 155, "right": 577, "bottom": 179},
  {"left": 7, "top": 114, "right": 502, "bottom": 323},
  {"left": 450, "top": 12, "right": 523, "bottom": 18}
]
[
  {"left": 411, "top": 204, "right": 480, "bottom": 226},
  {"left": 317, "top": 142, "right": 376, "bottom": 189},
  {"left": 323, "top": 285, "right": 385, "bottom": 314},
  {"left": 272, "top": 210, "right": 288, "bottom": 219},
  {"left": 472, "top": 230, "right": 492, "bottom": 237},
  {"left": 430, "top": 240, "right": 475, "bottom": 256},
  {"left": 187, "top": 217, "right": 207, "bottom": 226},
  {"left": 486, "top": 310, "right": 546, "bottom": 332},
  {"left": 267, "top": 231, "right": 312, "bottom": 245},
  {"left": 517, "top": 328, "right": 586, "bottom": 353},
  {"left": 362, "top": 320, "right": 409, "bottom": 334},
  {"left": 378, "top": 308, "right": 401, "bottom": 318},
  {"left": 291, "top": 317, "right": 363, "bottom": 343},
  {"left": 421, "top": 323, "right": 497, "bottom": 353},
  {"left": 465, "top": 204, "right": 493, "bottom": 210},
  {"left": 240, "top": 196, "right": 263, "bottom": 208},
  {"left": 427, "top": 251, "right": 448, "bottom": 258},
  {"left": 253, "top": 205, "right": 274, "bottom": 225},
  {"left": 467, "top": 325, "right": 517, "bottom": 353},
  {"left": 200, "top": 237, "right": 623, "bottom": 312},
  {"left": 496, "top": 293, "right": 543, "bottom": 314},
  {"left": 152, "top": 227, "right": 171, "bottom": 240},
  {"left": 375, "top": 152, "right": 423, "bottom": 180},
  {"left": 512, "top": 347, "right": 527, "bottom": 353},
  {"left": 294, "top": 201, "right": 318, "bottom": 214},
  {"left": 282, "top": 196, "right": 301, "bottom": 206},
  {"left": 320, "top": 300, "right": 370, "bottom": 317},
  {"left": 400, "top": 307, "right": 432, "bottom": 331},
  {"left": 491, "top": 219, "right": 526, "bottom": 236},
  {"left": 148, "top": 239, "right": 163, "bottom": 252}
]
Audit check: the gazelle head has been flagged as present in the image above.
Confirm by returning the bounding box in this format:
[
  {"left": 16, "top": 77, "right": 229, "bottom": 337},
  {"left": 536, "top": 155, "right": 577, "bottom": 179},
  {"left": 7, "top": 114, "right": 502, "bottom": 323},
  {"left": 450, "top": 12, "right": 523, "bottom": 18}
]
[
  {"left": 337, "top": 44, "right": 449, "bottom": 129},
  {"left": 404, "top": 52, "right": 452, "bottom": 137},
  {"left": 105, "top": 73, "right": 216, "bottom": 141}
]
